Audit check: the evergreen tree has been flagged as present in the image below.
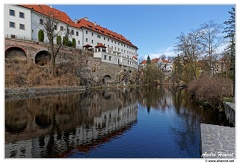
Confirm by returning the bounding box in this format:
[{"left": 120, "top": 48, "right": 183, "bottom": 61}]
[
  {"left": 147, "top": 55, "right": 151, "bottom": 64},
  {"left": 56, "top": 35, "right": 61, "bottom": 44},
  {"left": 63, "top": 36, "right": 68, "bottom": 46},
  {"left": 223, "top": 6, "right": 235, "bottom": 97},
  {"left": 38, "top": 30, "right": 44, "bottom": 42},
  {"left": 72, "top": 38, "right": 76, "bottom": 48}
]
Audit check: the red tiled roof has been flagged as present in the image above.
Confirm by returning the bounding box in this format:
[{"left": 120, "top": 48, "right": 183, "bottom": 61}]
[
  {"left": 151, "top": 58, "right": 160, "bottom": 63},
  {"left": 162, "top": 59, "right": 169, "bottom": 63},
  {"left": 83, "top": 44, "right": 92, "bottom": 47},
  {"left": 133, "top": 56, "right": 137, "bottom": 59},
  {"left": 95, "top": 43, "right": 106, "bottom": 48},
  {"left": 20, "top": 5, "right": 75, "bottom": 26},
  {"left": 74, "top": 18, "right": 137, "bottom": 49},
  {"left": 140, "top": 58, "right": 169, "bottom": 65},
  {"left": 20, "top": 5, "right": 137, "bottom": 49},
  {"left": 140, "top": 60, "right": 147, "bottom": 65}
]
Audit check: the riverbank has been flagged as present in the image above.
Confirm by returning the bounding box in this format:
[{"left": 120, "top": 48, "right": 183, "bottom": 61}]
[
  {"left": 5, "top": 86, "right": 86, "bottom": 100},
  {"left": 201, "top": 123, "right": 235, "bottom": 158}
]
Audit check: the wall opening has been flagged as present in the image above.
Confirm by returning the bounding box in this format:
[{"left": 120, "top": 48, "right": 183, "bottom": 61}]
[
  {"left": 102, "top": 75, "right": 111, "bottom": 84},
  {"left": 35, "top": 51, "right": 51, "bottom": 66},
  {"left": 5, "top": 47, "right": 27, "bottom": 60}
]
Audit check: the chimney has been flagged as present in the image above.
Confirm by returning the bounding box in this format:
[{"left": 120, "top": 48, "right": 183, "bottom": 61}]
[
  {"left": 84, "top": 17, "right": 88, "bottom": 21},
  {"left": 74, "top": 19, "right": 78, "bottom": 24},
  {"left": 94, "top": 21, "right": 96, "bottom": 26},
  {"left": 49, "top": 6, "right": 52, "bottom": 8}
]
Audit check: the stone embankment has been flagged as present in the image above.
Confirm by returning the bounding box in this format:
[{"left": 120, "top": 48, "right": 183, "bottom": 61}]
[
  {"left": 223, "top": 102, "right": 235, "bottom": 126},
  {"left": 5, "top": 86, "right": 86, "bottom": 100},
  {"left": 201, "top": 123, "right": 235, "bottom": 159}
]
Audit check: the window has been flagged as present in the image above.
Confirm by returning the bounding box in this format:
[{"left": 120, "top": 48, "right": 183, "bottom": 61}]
[
  {"left": 108, "top": 38, "right": 109, "bottom": 41},
  {"left": 78, "top": 40, "right": 80, "bottom": 44},
  {"left": 109, "top": 56, "right": 112, "bottom": 61},
  {"left": 67, "top": 28, "right": 69, "bottom": 33},
  {"left": 104, "top": 37, "right": 105, "bottom": 40},
  {"left": 19, "top": 12, "right": 24, "bottom": 18},
  {"left": 86, "top": 38, "right": 88, "bottom": 42},
  {"left": 76, "top": 31, "right": 79, "bottom": 36},
  {"left": 86, "top": 30, "right": 88, "bottom": 34},
  {"left": 40, "top": 19, "right": 43, "bottom": 25},
  {"left": 60, "top": 26, "right": 63, "bottom": 31},
  {"left": 104, "top": 55, "right": 107, "bottom": 60},
  {"left": 9, "top": 9, "right": 15, "bottom": 16},
  {"left": 92, "top": 40, "right": 94, "bottom": 44},
  {"left": 92, "top": 33, "right": 94, "bottom": 36},
  {"left": 71, "top": 30, "right": 74, "bottom": 35},
  {"left": 54, "top": 25, "right": 57, "bottom": 30},
  {"left": 19, "top": 24, "right": 25, "bottom": 30},
  {"left": 9, "top": 22, "right": 15, "bottom": 28},
  {"left": 97, "top": 35, "right": 101, "bottom": 39}
]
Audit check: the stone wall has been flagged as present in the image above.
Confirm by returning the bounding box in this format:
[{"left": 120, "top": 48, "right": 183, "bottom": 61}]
[{"left": 5, "top": 38, "right": 139, "bottom": 85}]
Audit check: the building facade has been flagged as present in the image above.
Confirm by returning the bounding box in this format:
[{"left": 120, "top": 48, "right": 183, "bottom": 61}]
[{"left": 4, "top": 4, "right": 138, "bottom": 69}]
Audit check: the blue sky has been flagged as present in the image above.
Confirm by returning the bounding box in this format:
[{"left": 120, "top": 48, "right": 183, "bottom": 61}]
[{"left": 51, "top": 4, "right": 234, "bottom": 61}]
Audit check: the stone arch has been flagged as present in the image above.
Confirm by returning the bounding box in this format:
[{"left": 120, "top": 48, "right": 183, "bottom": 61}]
[
  {"left": 102, "top": 75, "right": 111, "bottom": 84},
  {"left": 35, "top": 114, "right": 52, "bottom": 129},
  {"left": 35, "top": 50, "right": 51, "bottom": 66},
  {"left": 5, "top": 47, "right": 27, "bottom": 60}
]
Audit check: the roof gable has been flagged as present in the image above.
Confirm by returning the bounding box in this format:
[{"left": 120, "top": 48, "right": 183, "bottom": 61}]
[{"left": 20, "top": 5, "right": 75, "bottom": 26}]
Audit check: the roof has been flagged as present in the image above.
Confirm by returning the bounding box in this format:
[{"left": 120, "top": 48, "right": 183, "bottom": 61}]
[
  {"left": 151, "top": 58, "right": 160, "bottom": 63},
  {"left": 20, "top": 5, "right": 137, "bottom": 49},
  {"left": 95, "top": 43, "right": 106, "bottom": 48},
  {"left": 140, "top": 60, "right": 147, "bottom": 65},
  {"left": 140, "top": 58, "right": 170, "bottom": 65},
  {"left": 20, "top": 5, "right": 75, "bottom": 26},
  {"left": 132, "top": 56, "right": 137, "bottom": 59},
  {"left": 75, "top": 18, "right": 138, "bottom": 49},
  {"left": 83, "top": 44, "right": 92, "bottom": 47},
  {"left": 162, "top": 59, "right": 169, "bottom": 63}
]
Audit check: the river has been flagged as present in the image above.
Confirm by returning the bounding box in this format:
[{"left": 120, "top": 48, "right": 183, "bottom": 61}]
[{"left": 5, "top": 86, "right": 231, "bottom": 158}]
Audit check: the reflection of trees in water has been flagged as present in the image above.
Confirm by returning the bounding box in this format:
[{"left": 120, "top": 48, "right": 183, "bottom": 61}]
[
  {"left": 170, "top": 87, "right": 232, "bottom": 157},
  {"left": 5, "top": 88, "right": 138, "bottom": 157},
  {"left": 171, "top": 90, "right": 200, "bottom": 157},
  {"left": 138, "top": 86, "right": 172, "bottom": 112}
]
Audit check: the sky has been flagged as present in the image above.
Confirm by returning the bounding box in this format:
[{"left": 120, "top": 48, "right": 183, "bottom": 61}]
[
  {"left": 49, "top": 4, "right": 235, "bottom": 61},
  {"left": 1, "top": 0, "right": 239, "bottom": 162}
]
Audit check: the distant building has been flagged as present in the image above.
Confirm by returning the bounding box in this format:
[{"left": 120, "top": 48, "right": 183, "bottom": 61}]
[{"left": 139, "top": 57, "right": 173, "bottom": 80}]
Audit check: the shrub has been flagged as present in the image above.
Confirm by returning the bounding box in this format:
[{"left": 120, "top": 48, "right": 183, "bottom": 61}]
[
  {"left": 188, "top": 76, "right": 233, "bottom": 107},
  {"left": 72, "top": 38, "right": 76, "bottom": 48},
  {"left": 38, "top": 30, "right": 44, "bottom": 42},
  {"left": 57, "top": 35, "right": 62, "bottom": 44},
  {"left": 63, "top": 36, "right": 68, "bottom": 46},
  {"left": 68, "top": 40, "right": 72, "bottom": 47}
]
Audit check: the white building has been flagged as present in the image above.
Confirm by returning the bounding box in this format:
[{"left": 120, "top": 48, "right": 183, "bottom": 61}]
[{"left": 4, "top": 4, "right": 138, "bottom": 69}]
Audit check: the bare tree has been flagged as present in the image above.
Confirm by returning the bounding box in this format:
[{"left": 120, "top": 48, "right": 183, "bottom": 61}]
[
  {"left": 199, "top": 20, "right": 223, "bottom": 71},
  {"left": 175, "top": 30, "right": 202, "bottom": 82},
  {"left": 36, "top": 10, "right": 70, "bottom": 77}
]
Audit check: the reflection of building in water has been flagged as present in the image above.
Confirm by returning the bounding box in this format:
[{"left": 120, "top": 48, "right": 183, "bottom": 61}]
[{"left": 5, "top": 99, "right": 138, "bottom": 158}]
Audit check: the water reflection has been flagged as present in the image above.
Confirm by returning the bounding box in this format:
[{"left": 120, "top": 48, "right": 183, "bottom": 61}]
[
  {"left": 5, "top": 89, "right": 138, "bottom": 158},
  {"left": 5, "top": 87, "right": 231, "bottom": 158}
]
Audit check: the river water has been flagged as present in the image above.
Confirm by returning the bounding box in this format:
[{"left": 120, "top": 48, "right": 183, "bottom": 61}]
[{"left": 5, "top": 87, "right": 231, "bottom": 158}]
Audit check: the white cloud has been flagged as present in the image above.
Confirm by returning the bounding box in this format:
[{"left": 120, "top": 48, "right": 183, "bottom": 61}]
[{"left": 142, "top": 46, "right": 176, "bottom": 60}]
